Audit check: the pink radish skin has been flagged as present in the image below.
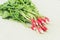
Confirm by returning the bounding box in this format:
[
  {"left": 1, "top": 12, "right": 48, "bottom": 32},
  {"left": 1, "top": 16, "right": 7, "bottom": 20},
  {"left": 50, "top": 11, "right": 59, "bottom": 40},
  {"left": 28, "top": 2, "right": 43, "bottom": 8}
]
[
  {"left": 45, "top": 17, "right": 50, "bottom": 22},
  {"left": 41, "top": 26, "right": 48, "bottom": 31},
  {"left": 37, "top": 27, "right": 44, "bottom": 33}
]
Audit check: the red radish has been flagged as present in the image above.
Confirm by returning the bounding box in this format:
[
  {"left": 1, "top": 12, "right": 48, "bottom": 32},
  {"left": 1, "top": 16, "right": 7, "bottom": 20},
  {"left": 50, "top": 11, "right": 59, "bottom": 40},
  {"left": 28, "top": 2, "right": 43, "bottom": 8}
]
[
  {"left": 41, "top": 26, "right": 48, "bottom": 31},
  {"left": 31, "top": 26, "right": 36, "bottom": 30},
  {"left": 37, "top": 27, "right": 44, "bottom": 33},
  {"left": 45, "top": 17, "right": 49, "bottom": 22},
  {"left": 38, "top": 17, "right": 47, "bottom": 24},
  {"left": 37, "top": 19, "right": 42, "bottom": 26},
  {"left": 31, "top": 18, "right": 37, "bottom": 30},
  {"left": 41, "top": 18, "right": 47, "bottom": 23},
  {"left": 37, "top": 18, "right": 45, "bottom": 26},
  {"left": 37, "top": 17, "right": 43, "bottom": 24}
]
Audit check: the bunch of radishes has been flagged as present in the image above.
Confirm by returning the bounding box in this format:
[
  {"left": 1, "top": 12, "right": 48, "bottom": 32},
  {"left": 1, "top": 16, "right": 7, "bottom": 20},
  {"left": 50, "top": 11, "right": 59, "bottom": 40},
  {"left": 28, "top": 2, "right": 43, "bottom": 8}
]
[{"left": 0, "top": 0, "right": 50, "bottom": 33}]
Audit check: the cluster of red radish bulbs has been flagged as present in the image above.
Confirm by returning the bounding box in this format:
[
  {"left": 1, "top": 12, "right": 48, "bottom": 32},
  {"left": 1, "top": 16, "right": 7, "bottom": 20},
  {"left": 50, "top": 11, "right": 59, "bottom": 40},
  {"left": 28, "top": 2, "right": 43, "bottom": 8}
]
[{"left": 30, "top": 17, "right": 50, "bottom": 33}]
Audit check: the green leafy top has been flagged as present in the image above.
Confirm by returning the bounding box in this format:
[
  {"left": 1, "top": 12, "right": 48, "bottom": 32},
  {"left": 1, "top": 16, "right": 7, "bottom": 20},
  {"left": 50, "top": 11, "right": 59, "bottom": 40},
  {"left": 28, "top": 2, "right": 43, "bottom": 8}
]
[{"left": 0, "top": 0, "right": 40, "bottom": 23}]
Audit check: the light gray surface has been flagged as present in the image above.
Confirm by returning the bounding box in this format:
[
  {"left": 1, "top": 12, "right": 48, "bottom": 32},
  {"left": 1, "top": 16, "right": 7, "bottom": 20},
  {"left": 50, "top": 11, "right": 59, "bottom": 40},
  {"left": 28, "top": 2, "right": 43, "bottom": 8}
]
[{"left": 0, "top": 0, "right": 60, "bottom": 40}]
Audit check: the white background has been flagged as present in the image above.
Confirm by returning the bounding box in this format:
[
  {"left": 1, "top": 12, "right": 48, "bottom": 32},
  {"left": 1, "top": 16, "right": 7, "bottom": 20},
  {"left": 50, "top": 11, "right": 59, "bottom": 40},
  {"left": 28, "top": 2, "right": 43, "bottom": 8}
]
[{"left": 0, "top": 0, "right": 60, "bottom": 40}]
